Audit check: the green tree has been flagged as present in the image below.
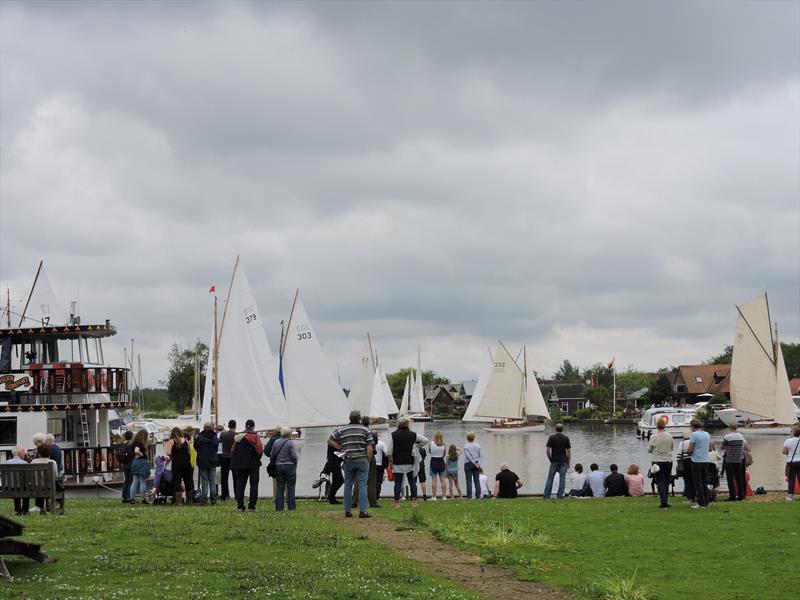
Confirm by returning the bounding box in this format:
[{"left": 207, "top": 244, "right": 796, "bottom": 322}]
[
  {"left": 615, "top": 369, "right": 653, "bottom": 395},
  {"left": 782, "top": 342, "right": 800, "bottom": 379},
  {"left": 647, "top": 374, "right": 672, "bottom": 406},
  {"left": 706, "top": 345, "right": 733, "bottom": 365},
  {"left": 385, "top": 368, "right": 449, "bottom": 401},
  {"left": 553, "top": 359, "right": 582, "bottom": 382},
  {"left": 585, "top": 386, "right": 611, "bottom": 413},
  {"left": 161, "top": 342, "right": 208, "bottom": 413}
]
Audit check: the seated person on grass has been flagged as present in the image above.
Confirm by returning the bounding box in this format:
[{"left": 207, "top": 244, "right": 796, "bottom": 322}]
[
  {"left": 493, "top": 463, "right": 523, "bottom": 498},
  {"left": 604, "top": 464, "right": 628, "bottom": 497},
  {"left": 584, "top": 463, "right": 606, "bottom": 497}
]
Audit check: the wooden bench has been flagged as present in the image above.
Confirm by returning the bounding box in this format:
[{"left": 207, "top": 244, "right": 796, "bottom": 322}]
[
  {"left": 0, "top": 514, "right": 56, "bottom": 579},
  {"left": 0, "top": 464, "right": 65, "bottom": 515}
]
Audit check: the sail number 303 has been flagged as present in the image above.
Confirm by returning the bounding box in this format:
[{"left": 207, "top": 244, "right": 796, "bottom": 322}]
[{"left": 296, "top": 323, "right": 312, "bottom": 341}]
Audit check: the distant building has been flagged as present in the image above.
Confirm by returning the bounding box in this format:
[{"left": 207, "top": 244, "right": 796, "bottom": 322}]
[
  {"left": 540, "top": 382, "right": 588, "bottom": 416},
  {"left": 669, "top": 365, "right": 731, "bottom": 404},
  {"left": 790, "top": 378, "right": 800, "bottom": 396},
  {"left": 424, "top": 383, "right": 464, "bottom": 413}
]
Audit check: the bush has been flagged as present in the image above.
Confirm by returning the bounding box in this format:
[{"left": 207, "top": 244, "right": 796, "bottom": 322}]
[{"left": 574, "top": 408, "right": 598, "bottom": 419}]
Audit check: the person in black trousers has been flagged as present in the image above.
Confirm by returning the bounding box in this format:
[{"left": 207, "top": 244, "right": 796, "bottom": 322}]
[
  {"left": 325, "top": 442, "right": 344, "bottom": 504},
  {"left": 218, "top": 420, "right": 237, "bottom": 501},
  {"left": 120, "top": 430, "right": 134, "bottom": 503},
  {"left": 166, "top": 427, "right": 193, "bottom": 505},
  {"left": 230, "top": 419, "right": 264, "bottom": 511}
]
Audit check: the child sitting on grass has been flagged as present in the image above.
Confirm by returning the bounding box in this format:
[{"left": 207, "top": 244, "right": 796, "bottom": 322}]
[{"left": 446, "top": 444, "right": 462, "bottom": 499}]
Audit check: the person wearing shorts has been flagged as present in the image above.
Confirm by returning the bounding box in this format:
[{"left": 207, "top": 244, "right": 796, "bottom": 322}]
[
  {"left": 446, "top": 444, "right": 462, "bottom": 498},
  {"left": 428, "top": 431, "right": 447, "bottom": 500}
]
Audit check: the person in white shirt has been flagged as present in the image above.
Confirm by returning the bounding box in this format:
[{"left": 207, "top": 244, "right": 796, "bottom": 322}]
[
  {"left": 783, "top": 427, "right": 800, "bottom": 501},
  {"left": 373, "top": 434, "right": 388, "bottom": 504},
  {"left": 568, "top": 463, "right": 587, "bottom": 497},
  {"left": 479, "top": 471, "right": 492, "bottom": 498}
]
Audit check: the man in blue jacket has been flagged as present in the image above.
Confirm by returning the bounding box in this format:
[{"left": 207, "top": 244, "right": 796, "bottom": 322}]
[{"left": 194, "top": 422, "right": 220, "bottom": 505}]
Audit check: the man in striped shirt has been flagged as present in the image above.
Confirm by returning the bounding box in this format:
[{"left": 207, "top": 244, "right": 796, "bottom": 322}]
[
  {"left": 721, "top": 423, "right": 748, "bottom": 501},
  {"left": 329, "top": 411, "right": 374, "bottom": 518}
]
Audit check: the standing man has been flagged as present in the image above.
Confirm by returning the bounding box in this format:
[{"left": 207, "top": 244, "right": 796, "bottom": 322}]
[
  {"left": 120, "top": 430, "right": 135, "bottom": 503},
  {"left": 373, "top": 433, "right": 387, "bottom": 504},
  {"left": 647, "top": 419, "right": 674, "bottom": 508},
  {"left": 230, "top": 419, "right": 264, "bottom": 512},
  {"left": 44, "top": 434, "right": 63, "bottom": 476},
  {"left": 329, "top": 411, "right": 373, "bottom": 518},
  {"left": 687, "top": 418, "right": 711, "bottom": 509},
  {"left": 386, "top": 418, "right": 430, "bottom": 508},
  {"left": 194, "top": 421, "right": 220, "bottom": 505},
  {"left": 543, "top": 423, "right": 571, "bottom": 499},
  {"left": 721, "top": 422, "right": 747, "bottom": 502},
  {"left": 218, "top": 420, "right": 237, "bottom": 502}
]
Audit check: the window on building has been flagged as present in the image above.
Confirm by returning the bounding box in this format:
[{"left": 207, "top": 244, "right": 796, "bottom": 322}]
[
  {"left": 0, "top": 418, "right": 17, "bottom": 445},
  {"left": 47, "top": 416, "right": 65, "bottom": 443},
  {"left": 576, "top": 401, "right": 585, "bottom": 410},
  {"left": 561, "top": 402, "right": 569, "bottom": 414}
]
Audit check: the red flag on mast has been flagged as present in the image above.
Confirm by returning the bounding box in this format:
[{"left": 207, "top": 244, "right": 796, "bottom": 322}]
[{"left": 208, "top": 285, "right": 216, "bottom": 294}]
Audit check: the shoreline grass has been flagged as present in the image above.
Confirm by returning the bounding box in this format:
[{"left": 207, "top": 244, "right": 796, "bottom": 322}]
[
  {"left": 0, "top": 500, "right": 480, "bottom": 600},
  {"left": 376, "top": 496, "right": 798, "bottom": 600}
]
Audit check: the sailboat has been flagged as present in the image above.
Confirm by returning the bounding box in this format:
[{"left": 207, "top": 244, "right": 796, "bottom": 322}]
[
  {"left": 378, "top": 365, "right": 399, "bottom": 418},
  {"left": 716, "top": 293, "right": 799, "bottom": 434},
  {"left": 199, "top": 256, "right": 288, "bottom": 430},
  {"left": 462, "top": 346, "right": 494, "bottom": 423},
  {"left": 398, "top": 375, "right": 411, "bottom": 416},
  {"left": 278, "top": 290, "right": 352, "bottom": 428},
  {"left": 473, "top": 341, "right": 549, "bottom": 433},
  {"left": 410, "top": 347, "right": 432, "bottom": 422},
  {"left": 346, "top": 334, "right": 389, "bottom": 427}
]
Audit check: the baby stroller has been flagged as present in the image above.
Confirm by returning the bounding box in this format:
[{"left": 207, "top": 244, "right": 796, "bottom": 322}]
[{"left": 147, "top": 456, "right": 176, "bottom": 505}]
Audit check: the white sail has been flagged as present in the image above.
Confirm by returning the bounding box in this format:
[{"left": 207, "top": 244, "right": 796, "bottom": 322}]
[
  {"left": 347, "top": 336, "right": 376, "bottom": 416},
  {"left": 473, "top": 342, "right": 525, "bottom": 419},
  {"left": 524, "top": 351, "right": 550, "bottom": 419},
  {"left": 280, "top": 293, "right": 351, "bottom": 427},
  {"left": 199, "top": 321, "right": 215, "bottom": 424},
  {"left": 379, "top": 367, "right": 398, "bottom": 416},
  {"left": 367, "top": 367, "right": 390, "bottom": 420},
  {"left": 215, "top": 259, "right": 288, "bottom": 429},
  {"left": 774, "top": 338, "right": 797, "bottom": 425},
  {"left": 399, "top": 375, "right": 410, "bottom": 416},
  {"left": 414, "top": 367, "right": 426, "bottom": 413},
  {"left": 731, "top": 294, "right": 781, "bottom": 421},
  {"left": 463, "top": 346, "right": 494, "bottom": 422}
]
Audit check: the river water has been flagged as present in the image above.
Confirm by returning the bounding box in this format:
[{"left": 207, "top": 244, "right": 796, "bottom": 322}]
[{"left": 70, "top": 421, "right": 792, "bottom": 500}]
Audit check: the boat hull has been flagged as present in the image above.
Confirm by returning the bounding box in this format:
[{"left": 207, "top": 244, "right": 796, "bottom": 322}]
[
  {"left": 715, "top": 409, "right": 796, "bottom": 435},
  {"left": 484, "top": 422, "right": 545, "bottom": 434}
]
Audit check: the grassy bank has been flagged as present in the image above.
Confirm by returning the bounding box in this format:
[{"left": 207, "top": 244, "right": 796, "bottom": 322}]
[
  {"left": 374, "top": 496, "right": 797, "bottom": 600},
  {"left": 0, "top": 500, "right": 479, "bottom": 600}
]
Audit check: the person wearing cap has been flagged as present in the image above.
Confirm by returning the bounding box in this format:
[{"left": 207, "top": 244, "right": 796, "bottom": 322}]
[
  {"left": 329, "top": 411, "right": 374, "bottom": 518},
  {"left": 493, "top": 463, "right": 523, "bottom": 499},
  {"left": 687, "top": 419, "right": 711, "bottom": 509},
  {"left": 230, "top": 419, "right": 264, "bottom": 512}
]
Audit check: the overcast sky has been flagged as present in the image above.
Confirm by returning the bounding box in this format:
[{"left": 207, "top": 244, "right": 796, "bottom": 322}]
[{"left": 1, "top": 0, "right": 798, "bottom": 388}]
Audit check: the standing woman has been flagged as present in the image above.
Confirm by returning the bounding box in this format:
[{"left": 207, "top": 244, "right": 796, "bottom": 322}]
[
  {"left": 647, "top": 419, "right": 674, "bottom": 508},
  {"left": 130, "top": 429, "right": 151, "bottom": 504},
  {"left": 428, "top": 431, "right": 447, "bottom": 501},
  {"left": 166, "top": 427, "right": 193, "bottom": 505},
  {"left": 463, "top": 432, "right": 483, "bottom": 499},
  {"left": 271, "top": 426, "right": 298, "bottom": 511}
]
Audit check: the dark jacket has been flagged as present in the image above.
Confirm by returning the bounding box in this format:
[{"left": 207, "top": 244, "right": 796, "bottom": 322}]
[
  {"left": 194, "top": 429, "right": 220, "bottom": 470},
  {"left": 132, "top": 456, "right": 150, "bottom": 478},
  {"left": 391, "top": 429, "right": 418, "bottom": 466},
  {"left": 230, "top": 431, "right": 264, "bottom": 470},
  {"left": 220, "top": 430, "right": 236, "bottom": 458},
  {"left": 605, "top": 472, "right": 628, "bottom": 497}
]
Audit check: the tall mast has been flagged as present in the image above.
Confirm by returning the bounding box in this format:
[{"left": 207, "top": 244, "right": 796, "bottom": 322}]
[
  {"left": 138, "top": 353, "right": 143, "bottom": 411},
  {"left": 18, "top": 259, "right": 43, "bottom": 327},
  {"left": 213, "top": 292, "right": 219, "bottom": 427},
  {"left": 522, "top": 346, "right": 528, "bottom": 418},
  {"left": 5, "top": 287, "right": 10, "bottom": 327}
]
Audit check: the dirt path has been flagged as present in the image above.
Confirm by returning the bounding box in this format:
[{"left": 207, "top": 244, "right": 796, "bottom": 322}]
[{"left": 326, "top": 512, "right": 572, "bottom": 600}]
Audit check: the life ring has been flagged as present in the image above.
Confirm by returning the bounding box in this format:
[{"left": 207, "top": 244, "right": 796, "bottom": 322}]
[{"left": 659, "top": 415, "right": 670, "bottom": 424}]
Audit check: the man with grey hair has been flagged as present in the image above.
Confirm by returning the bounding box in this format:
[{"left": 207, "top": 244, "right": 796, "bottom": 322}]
[
  {"left": 329, "top": 411, "right": 373, "bottom": 518},
  {"left": 6, "top": 445, "right": 30, "bottom": 515},
  {"left": 194, "top": 421, "right": 220, "bottom": 505},
  {"left": 271, "top": 426, "right": 299, "bottom": 511},
  {"left": 687, "top": 419, "right": 711, "bottom": 508},
  {"left": 44, "top": 433, "right": 63, "bottom": 476},
  {"left": 386, "top": 417, "right": 430, "bottom": 508}
]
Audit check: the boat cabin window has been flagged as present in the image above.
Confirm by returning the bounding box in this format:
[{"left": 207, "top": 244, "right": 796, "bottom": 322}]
[
  {"left": 47, "top": 416, "right": 66, "bottom": 443},
  {"left": 80, "top": 336, "right": 104, "bottom": 365},
  {"left": 21, "top": 339, "right": 59, "bottom": 366},
  {"left": 673, "top": 414, "right": 687, "bottom": 424},
  {"left": 0, "top": 417, "right": 17, "bottom": 446}
]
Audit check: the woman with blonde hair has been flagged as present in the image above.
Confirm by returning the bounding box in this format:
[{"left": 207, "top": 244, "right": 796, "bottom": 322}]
[{"left": 428, "top": 431, "right": 447, "bottom": 500}]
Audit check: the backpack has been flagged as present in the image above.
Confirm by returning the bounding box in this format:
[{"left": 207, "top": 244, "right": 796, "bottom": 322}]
[{"left": 119, "top": 443, "right": 134, "bottom": 467}]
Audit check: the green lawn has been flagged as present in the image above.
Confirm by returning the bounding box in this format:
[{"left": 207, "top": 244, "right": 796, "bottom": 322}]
[
  {"left": 375, "top": 496, "right": 798, "bottom": 600},
  {"left": 0, "top": 500, "right": 480, "bottom": 600}
]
